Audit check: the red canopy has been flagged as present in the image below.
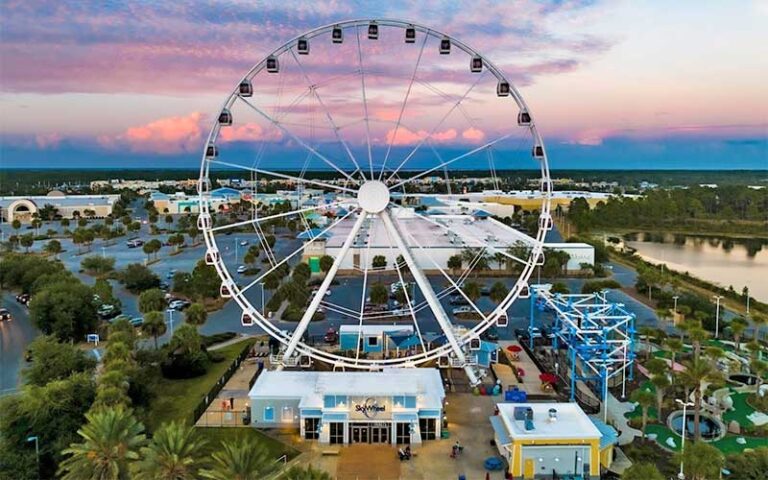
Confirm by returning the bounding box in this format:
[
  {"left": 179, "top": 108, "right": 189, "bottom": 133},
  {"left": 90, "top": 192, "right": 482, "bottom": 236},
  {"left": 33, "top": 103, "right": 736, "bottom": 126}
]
[
  {"left": 506, "top": 345, "right": 522, "bottom": 353},
  {"left": 539, "top": 373, "right": 557, "bottom": 384},
  {"left": 517, "top": 367, "right": 525, "bottom": 377}
]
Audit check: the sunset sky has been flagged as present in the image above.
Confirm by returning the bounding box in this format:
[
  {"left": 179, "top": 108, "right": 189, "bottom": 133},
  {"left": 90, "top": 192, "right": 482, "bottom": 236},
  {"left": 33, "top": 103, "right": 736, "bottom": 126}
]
[{"left": 1, "top": 0, "right": 766, "bottom": 170}]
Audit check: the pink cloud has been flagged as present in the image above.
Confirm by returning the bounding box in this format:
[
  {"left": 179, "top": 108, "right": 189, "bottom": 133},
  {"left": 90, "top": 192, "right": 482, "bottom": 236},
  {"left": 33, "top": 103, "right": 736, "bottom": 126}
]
[
  {"left": 219, "top": 123, "right": 282, "bottom": 143},
  {"left": 35, "top": 132, "right": 63, "bottom": 149},
  {"left": 461, "top": 127, "right": 485, "bottom": 142},
  {"left": 385, "top": 127, "right": 457, "bottom": 146},
  {"left": 99, "top": 112, "right": 205, "bottom": 154}
]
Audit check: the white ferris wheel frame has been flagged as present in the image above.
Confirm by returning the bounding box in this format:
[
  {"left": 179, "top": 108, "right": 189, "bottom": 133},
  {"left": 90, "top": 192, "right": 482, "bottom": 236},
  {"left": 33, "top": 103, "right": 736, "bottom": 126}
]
[{"left": 197, "top": 19, "right": 553, "bottom": 379}]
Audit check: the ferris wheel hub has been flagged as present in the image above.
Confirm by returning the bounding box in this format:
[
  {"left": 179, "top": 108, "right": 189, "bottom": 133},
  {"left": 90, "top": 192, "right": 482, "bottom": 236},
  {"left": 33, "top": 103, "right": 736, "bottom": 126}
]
[{"left": 357, "top": 180, "right": 390, "bottom": 213}]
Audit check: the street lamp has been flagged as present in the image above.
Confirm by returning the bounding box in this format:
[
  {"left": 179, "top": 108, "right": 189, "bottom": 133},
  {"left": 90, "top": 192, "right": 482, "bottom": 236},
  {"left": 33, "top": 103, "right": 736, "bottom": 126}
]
[
  {"left": 166, "top": 308, "right": 175, "bottom": 336},
  {"left": 673, "top": 295, "right": 679, "bottom": 313},
  {"left": 712, "top": 295, "right": 723, "bottom": 338},
  {"left": 259, "top": 282, "right": 266, "bottom": 315},
  {"left": 26, "top": 436, "right": 39, "bottom": 479},
  {"left": 675, "top": 398, "right": 695, "bottom": 480}
]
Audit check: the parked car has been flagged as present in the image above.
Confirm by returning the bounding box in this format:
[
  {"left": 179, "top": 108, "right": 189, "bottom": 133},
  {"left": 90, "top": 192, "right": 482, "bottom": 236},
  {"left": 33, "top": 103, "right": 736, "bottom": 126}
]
[
  {"left": 129, "top": 317, "right": 144, "bottom": 327},
  {"left": 449, "top": 295, "right": 469, "bottom": 306},
  {"left": 323, "top": 328, "right": 338, "bottom": 343},
  {"left": 239, "top": 240, "right": 249, "bottom": 246},
  {"left": 97, "top": 304, "right": 120, "bottom": 319},
  {"left": 452, "top": 306, "right": 473, "bottom": 316},
  {"left": 166, "top": 269, "right": 177, "bottom": 279},
  {"left": 126, "top": 238, "right": 144, "bottom": 248},
  {"left": 237, "top": 265, "right": 247, "bottom": 274},
  {"left": 15, "top": 293, "right": 30, "bottom": 305},
  {"left": 168, "top": 299, "right": 190, "bottom": 311},
  {"left": 158, "top": 281, "right": 170, "bottom": 291},
  {"left": 0, "top": 308, "right": 12, "bottom": 321},
  {"left": 483, "top": 327, "right": 500, "bottom": 341}
]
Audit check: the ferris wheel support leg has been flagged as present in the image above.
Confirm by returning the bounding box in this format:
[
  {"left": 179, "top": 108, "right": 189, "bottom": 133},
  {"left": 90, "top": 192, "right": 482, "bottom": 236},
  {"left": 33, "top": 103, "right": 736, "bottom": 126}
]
[
  {"left": 279, "top": 212, "right": 368, "bottom": 368},
  {"left": 379, "top": 210, "right": 479, "bottom": 386}
]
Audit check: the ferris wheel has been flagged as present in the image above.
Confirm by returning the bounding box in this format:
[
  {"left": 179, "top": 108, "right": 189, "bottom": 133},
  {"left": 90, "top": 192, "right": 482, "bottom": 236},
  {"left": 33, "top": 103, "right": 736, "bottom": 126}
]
[{"left": 197, "top": 19, "right": 552, "bottom": 384}]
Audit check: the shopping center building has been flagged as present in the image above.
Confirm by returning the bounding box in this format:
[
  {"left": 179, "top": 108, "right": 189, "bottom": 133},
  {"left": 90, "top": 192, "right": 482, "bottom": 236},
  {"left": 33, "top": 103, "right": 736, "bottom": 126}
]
[{"left": 248, "top": 369, "right": 445, "bottom": 445}]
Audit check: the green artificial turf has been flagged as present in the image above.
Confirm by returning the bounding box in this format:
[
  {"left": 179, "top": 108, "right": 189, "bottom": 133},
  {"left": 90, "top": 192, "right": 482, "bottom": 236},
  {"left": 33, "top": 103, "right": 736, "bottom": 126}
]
[
  {"left": 722, "top": 391, "right": 757, "bottom": 427},
  {"left": 146, "top": 338, "right": 256, "bottom": 431}
]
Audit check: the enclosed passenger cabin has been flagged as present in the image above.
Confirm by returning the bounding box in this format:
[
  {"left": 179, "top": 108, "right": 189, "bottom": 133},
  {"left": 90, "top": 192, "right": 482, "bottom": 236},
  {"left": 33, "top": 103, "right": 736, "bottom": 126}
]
[
  {"left": 238, "top": 80, "right": 253, "bottom": 97},
  {"left": 197, "top": 214, "right": 211, "bottom": 230},
  {"left": 266, "top": 55, "right": 279, "bottom": 73},
  {"left": 519, "top": 283, "right": 531, "bottom": 298},
  {"left": 518, "top": 111, "right": 531, "bottom": 126},
  {"left": 439, "top": 37, "right": 451, "bottom": 54},
  {"left": 332, "top": 25, "right": 343, "bottom": 43},
  {"left": 241, "top": 312, "right": 254, "bottom": 327},
  {"left": 205, "top": 143, "right": 218, "bottom": 159},
  {"left": 470, "top": 55, "right": 483, "bottom": 73},
  {"left": 297, "top": 37, "right": 309, "bottom": 55},
  {"left": 368, "top": 21, "right": 379, "bottom": 40},
  {"left": 469, "top": 337, "right": 481, "bottom": 350},
  {"left": 218, "top": 109, "right": 232, "bottom": 126},
  {"left": 220, "top": 283, "right": 232, "bottom": 298},
  {"left": 497, "top": 80, "right": 510, "bottom": 97},
  {"left": 497, "top": 312, "right": 509, "bottom": 327},
  {"left": 532, "top": 145, "right": 544, "bottom": 159},
  {"left": 539, "top": 213, "right": 553, "bottom": 231},
  {"left": 205, "top": 249, "right": 220, "bottom": 265},
  {"left": 405, "top": 25, "right": 416, "bottom": 43}
]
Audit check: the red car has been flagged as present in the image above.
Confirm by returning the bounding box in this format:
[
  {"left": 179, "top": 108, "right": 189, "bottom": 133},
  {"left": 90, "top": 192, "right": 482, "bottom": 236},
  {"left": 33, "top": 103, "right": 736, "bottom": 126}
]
[{"left": 323, "top": 328, "right": 338, "bottom": 344}]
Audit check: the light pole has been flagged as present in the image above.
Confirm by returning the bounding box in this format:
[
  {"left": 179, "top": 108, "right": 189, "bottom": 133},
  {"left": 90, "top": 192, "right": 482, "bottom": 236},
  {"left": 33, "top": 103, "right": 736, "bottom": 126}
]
[
  {"left": 26, "top": 436, "right": 39, "bottom": 479},
  {"left": 259, "top": 282, "right": 265, "bottom": 315},
  {"left": 167, "top": 308, "right": 175, "bottom": 336},
  {"left": 235, "top": 237, "right": 239, "bottom": 263},
  {"left": 673, "top": 295, "right": 679, "bottom": 313},
  {"left": 745, "top": 286, "right": 750, "bottom": 315},
  {"left": 675, "top": 398, "right": 694, "bottom": 480},
  {"left": 713, "top": 295, "right": 723, "bottom": 338}
]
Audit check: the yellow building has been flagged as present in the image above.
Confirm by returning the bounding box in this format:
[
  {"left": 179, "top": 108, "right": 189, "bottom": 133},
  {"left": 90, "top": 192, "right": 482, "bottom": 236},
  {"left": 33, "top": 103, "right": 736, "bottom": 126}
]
[{"left": 490, "top": 402, "right": 617, "bottom": 480}]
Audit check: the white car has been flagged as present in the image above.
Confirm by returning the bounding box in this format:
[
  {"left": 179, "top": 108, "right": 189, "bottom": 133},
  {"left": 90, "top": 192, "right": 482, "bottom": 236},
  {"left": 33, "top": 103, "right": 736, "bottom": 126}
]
[
  {"left": 237, "top": 265, "right": 247, "bottom": 274},
  {"left": 239, "top": 240, "right": 248, "bottom": 246}
]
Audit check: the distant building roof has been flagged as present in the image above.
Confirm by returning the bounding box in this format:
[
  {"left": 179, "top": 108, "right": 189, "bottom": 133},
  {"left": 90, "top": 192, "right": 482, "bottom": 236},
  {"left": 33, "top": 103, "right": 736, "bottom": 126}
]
[{"left": 296, "top": 228, "right": 331, "bottom": 240}]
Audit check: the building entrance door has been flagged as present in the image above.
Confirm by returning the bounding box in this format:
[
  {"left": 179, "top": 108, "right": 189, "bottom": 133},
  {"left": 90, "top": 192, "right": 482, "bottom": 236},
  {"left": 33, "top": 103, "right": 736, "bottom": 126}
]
[
  {"left": 351, "top": 425, "right": 369, "bottom": 443},
  {"left": 371, "top": 424, "right": 390, "bottom": 444}
]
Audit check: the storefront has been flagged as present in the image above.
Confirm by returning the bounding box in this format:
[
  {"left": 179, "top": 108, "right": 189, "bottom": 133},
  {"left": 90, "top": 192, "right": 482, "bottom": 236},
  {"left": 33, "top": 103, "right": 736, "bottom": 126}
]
[{"left": 248, "top": 369, "right": 445, "bottom": 445}]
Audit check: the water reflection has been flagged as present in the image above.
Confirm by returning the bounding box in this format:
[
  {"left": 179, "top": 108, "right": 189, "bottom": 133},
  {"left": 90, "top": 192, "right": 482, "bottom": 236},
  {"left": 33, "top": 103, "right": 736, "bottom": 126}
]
[{"left": 624, "top": 233, "right": 767, "bottom": 302}]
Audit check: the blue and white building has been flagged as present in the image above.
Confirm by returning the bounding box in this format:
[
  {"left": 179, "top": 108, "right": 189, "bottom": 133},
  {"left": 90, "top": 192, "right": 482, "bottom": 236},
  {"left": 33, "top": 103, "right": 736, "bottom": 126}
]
[
  {"left": 338, "top": 325, "right": 415, "bottom": 354},
  {"left": 248, "top": 369, "right": 445, "bottom": 445}
]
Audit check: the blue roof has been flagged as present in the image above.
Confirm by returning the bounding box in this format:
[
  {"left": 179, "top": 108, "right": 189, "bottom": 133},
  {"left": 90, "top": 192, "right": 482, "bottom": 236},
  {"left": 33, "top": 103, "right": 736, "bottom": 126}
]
[
  {"left": 489, "top": 415, "right": 511, "bottom": 445},
  {"left": 210, "top": 187, "right": 242, "bottom": 198},
  {"left": 420, "top": 197, "right": 446, "bottom": 207},
  {"left": 386, "top": 332, "right": 421, "bottom": 348},
  {"left": 149, "top": 191, "right": 169, "bottom": 200},
  {"left": 590, "top": 417, "right": 619, "bottom": 449},
  {"left": 478, "top": 340, "right": 499, "bottom": 353},
  {"left": 472, "top": 209, "right": 492, "bottom": 218},
  {"left": 296, "top": 228, "right": 331, "bottom": 240}
]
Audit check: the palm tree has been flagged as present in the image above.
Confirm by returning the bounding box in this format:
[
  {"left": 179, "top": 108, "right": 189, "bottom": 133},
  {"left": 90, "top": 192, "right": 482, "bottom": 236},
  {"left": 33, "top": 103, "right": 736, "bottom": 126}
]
[
  {"left": 284, "top": 465, "right": 332, "bottom": 480},
  {"left": 664, "top": 337, "right": 684, "bottom": 371},
  {"left": 142, "top": 311, "right": 167, "bottom": 349},
  {"left": 621, "top": 462, "right": 664, "bottom": 480},
  {"left": 688, "top": 327, "right": 710, "bottom": 360},
  {"left": 133, "top": 422, "right": 207, "bottom": 480},
  {"left": 751, "top": 313, "right": 766, "bottom": 341},
  {"left": 630, "top": 388, "right": 655, "bottom": 436},
  {"left": 199, "top": 437, "right": 276, "bottom": 480},
  {"left": 59, "top": 408, "right": 146, "bottom": 480},
  {"left": 730, "top": 317, "right": 749, "bottom": 351},
  {"left": 185, "top": 303, "right": 208, "bottom": 329},
  {"left": 650, "top": 374, "right": 670, "bottom": 421},
  {"left": 489, "top": 281, "right": 508, "bottom": 305},
  {"left": 639, "top": 326, "right": 657, "bottom": 360},
  {"left": 673, "top": 441, "right": 724, "bottom": 480},
  {"left": 678, "top": 358, "right": 718, "bottom": 441}
]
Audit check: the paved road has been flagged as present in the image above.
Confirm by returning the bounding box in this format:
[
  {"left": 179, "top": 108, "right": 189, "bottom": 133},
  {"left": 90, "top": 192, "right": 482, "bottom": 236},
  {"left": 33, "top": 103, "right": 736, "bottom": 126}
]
[{"left": 0, "top": 292, "right": 38, "bottom": 394}]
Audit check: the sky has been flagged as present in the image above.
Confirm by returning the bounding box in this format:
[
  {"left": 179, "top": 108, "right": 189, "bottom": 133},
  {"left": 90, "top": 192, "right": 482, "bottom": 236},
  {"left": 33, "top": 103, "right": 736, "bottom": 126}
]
[{"left": 0, "top": 0, "right": 766, "bottom": 171}]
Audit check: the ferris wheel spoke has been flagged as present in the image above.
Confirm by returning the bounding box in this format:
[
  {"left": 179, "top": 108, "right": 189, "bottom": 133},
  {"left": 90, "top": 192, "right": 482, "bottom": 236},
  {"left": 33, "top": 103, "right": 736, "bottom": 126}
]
[
  {"left": 389, "top": 132, "right": 513, "bottom": 191},
  {"left": 206, "top": 159, "right": 357, "bottom": 195},
  {"left": 381, "top": 213, "right": 426, "bottom": 351},
  {"left": 385, "top": 71, "right": 488, "bottom": 182},
  {"left": 237, "top": 97, "right": 359, "bottom": 184},
  {"left": 355, "top": 215, "right": 374, "bottom": 361},
  {"left": 288, "top": 49, "right": 367, "bottom": 183},
  {"left": 355, "top": 26, "right": 375, "bottom": 179},
  {"left": 378, "top": 33, "right": 429, "bottom": 181},
  {"left": 398, "top": 217, "right": 488, "bottom": 323},
  {"left": 409, "top": 211, "right": 530, "bottom": 266},
  {"left": 282, "top": 212, "right": 368, "bottom": 362},
  {"left": 379, "top": 210, "right": 475, "bottom": 380},
  {"left": 209, "top": 201, "right": 343, "bottom": 233},
  {"left": 239, "top": 208, "right": 356, "bottom": 295}
]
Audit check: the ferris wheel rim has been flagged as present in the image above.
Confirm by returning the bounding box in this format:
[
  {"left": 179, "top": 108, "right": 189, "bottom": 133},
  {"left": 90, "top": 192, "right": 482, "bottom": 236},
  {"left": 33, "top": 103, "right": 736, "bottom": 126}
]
[{"left": 197, "top": 18, "right": 553, "bottom": 370}]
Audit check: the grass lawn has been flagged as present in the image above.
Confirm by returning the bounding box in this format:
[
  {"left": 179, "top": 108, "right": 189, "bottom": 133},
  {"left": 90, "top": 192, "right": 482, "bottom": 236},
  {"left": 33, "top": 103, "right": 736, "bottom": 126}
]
[
  {"left": 198, "top": 427, "right": 300, "bottom": 461},
  {"left": 644, "top": 420, "right": 768, "bottom": 454},
  {"left": 146, "top": 338, "right": 256, "bottom": 431}
]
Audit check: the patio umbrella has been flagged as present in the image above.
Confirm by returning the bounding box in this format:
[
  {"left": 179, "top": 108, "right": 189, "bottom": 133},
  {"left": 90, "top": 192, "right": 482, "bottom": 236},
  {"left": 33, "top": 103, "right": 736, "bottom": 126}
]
[
  {"left": 539, "top": 373, "right": 557, "bottom": 385},
  {"left": 506, "top": 345, "right": 522, "bottom": 353}
]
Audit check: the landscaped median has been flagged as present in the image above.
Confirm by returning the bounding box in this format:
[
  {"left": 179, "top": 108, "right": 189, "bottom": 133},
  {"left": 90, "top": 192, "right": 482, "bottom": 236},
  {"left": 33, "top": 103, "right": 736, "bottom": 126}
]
[{"left": 145, "top": 337, "right": 300, "bottom": 462}]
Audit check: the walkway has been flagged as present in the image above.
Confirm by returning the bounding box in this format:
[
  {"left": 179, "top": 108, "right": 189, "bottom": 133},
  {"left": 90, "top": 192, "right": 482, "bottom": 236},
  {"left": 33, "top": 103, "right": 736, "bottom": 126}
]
[{"left": 605, "top": 392, "right": 642, "bottom": 446}]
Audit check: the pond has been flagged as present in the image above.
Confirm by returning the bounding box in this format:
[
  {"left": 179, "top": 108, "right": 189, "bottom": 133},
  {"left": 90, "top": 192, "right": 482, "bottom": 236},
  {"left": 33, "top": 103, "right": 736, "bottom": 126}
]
[
  {"left": 624, "top": 233, "right": 768, "bottom": 302},
  {"left": 669, "top": 411, "right": 723, "bottom": 440}
]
